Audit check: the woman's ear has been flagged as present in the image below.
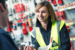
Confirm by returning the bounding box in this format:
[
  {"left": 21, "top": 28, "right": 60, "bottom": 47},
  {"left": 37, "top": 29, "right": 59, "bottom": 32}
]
[{"left": 0, "top": 3, "right": 5, "bottom": 12}]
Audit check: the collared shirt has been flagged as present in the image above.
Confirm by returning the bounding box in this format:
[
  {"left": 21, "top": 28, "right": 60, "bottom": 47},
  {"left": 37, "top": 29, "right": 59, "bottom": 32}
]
[{"left": 31, "top": 19, "right": 71, "bottom": 50}]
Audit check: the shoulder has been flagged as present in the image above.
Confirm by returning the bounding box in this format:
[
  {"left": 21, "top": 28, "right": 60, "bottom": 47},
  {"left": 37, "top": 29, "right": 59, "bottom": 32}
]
[
  {"left": 56, "top": 20, "right": 65, "bottom": 31},
  {"left": 30, "top": 28, "right": 36, "bottom": 38},
  {"left": 0, "top": 28, "right": 9, "bottom": 37},
  {"left": 0, "top": 28, "right": 11, "bottom": 40}
]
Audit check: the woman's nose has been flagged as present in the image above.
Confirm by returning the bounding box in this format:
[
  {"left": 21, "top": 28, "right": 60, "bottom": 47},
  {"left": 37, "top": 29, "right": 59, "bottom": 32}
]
[{"left": 39, "top": 12, "right": 42, "bottom": 17}]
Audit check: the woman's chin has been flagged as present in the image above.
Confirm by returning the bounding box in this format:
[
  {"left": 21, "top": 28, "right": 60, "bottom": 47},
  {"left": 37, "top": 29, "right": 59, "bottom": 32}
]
[{"left": 39, "top": 20, "right": 43, "bottom": 22}]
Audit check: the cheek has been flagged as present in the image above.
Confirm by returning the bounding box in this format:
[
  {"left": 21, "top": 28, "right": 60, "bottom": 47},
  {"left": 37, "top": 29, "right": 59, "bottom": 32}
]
[
  {"left": 6, "top": 10, "right": 8, "bottom": 19},
  {"left": 36, "top": 13, "right": 39, "bottom": 15},
  {"left": 36, "top": 13, "right": 39, "bottom": 17},
  {"left": 45, "top": 14, "right": 49, "bottom": 19},
  {"left": 43, "top": 13, "right": 49, "bottom": 17},
  {"left": 6, "top": 9, "right": 8, "bottom": 15},
  {"left": 43, "top": 14, "right": 46, "bottom": 16},
  {"left": 4, "top": 10, "right": 8, "bottom": 22}
]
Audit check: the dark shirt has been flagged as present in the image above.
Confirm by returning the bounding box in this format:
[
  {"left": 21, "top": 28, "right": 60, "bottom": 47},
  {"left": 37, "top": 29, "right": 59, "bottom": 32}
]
[
  {"left": 0, "top": 28, "right": 18, "bottom": 50},
  {"left": 31, "top": 20, "right": 71, "bottom": 50}
]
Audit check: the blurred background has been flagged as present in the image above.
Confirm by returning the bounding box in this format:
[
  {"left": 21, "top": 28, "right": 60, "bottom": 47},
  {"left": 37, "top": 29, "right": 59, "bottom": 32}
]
[{"left": 5, "top": 0, "right": 75, "bottom": 50}]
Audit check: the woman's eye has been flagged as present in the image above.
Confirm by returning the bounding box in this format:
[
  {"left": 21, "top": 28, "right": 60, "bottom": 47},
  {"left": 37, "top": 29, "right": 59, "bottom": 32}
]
[{"left": 42, "top": 11, "right": 46, "bottom": 13}]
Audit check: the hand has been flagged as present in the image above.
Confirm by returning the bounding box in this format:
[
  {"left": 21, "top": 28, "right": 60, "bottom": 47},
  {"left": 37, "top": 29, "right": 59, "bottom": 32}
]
[
  {"left": 25, "top": 45, "right": 36, "bottom": 50},
  {"left": 25, "top": 45, "right": 32, "bottom": 50}
]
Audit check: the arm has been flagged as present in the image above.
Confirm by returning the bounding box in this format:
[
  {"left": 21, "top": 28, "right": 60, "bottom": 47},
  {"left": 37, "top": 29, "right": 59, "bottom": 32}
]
[
  {"left": 31, "top": 36, "right": 40, "bottom": 50},
  {"left": 59, "top": 24, "right": 71, "bottom": 50},
  {"left": 0, "top": 32, "right": 18, "bottom": 50}
]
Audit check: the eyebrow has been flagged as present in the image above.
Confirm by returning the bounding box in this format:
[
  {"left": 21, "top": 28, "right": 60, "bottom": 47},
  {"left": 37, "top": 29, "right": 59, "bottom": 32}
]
[{"left": 39, "top": 9, "right": 48, "bottom": 12}]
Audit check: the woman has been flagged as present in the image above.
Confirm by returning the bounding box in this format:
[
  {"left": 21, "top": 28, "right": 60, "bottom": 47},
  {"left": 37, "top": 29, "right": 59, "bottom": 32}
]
[{"left": 25, "top": 1, "right": 71, "bottom": 50}]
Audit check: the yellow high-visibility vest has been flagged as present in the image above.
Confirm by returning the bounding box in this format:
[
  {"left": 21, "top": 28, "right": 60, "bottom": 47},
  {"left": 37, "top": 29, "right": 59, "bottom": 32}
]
[{"left": 30, "top": 20, "right": 65, "bottom": 50}]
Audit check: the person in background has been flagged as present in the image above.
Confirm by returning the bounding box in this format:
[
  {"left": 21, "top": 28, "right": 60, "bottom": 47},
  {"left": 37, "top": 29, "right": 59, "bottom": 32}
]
[
  {"left": 25, "top": 1, "right": 71, "bottom": 50},
  {"left": 0, "top": 0, "right": 18, "bottom": 50}
]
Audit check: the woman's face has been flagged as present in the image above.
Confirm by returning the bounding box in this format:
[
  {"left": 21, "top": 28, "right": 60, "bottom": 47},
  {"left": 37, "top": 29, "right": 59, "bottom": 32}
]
[{"left": 36, "top": 6, "right": 49, "bottom": 23}]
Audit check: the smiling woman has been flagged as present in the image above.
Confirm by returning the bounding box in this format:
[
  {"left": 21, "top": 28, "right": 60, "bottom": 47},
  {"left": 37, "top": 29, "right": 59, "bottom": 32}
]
[
  {"left": 25, "top": 1, "right": 71, "bottom": 50},
  {"left": 35, "top": 1, "right": 58, "bottom": 30},
  {"left": 35, "top": 1, "right": 58, "bottom": 22}
]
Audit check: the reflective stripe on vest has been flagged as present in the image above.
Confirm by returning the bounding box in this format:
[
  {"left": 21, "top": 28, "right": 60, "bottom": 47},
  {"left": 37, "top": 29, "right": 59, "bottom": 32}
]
[{"left": 30, "top": 20, "right": 65, "bottom": 50}]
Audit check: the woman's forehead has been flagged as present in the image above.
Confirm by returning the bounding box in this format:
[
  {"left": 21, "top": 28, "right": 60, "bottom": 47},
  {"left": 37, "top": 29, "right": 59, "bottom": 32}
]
[
  {"left": 38, "top": 6, "right": 48, "bottom": 10},
  {"left": 36, "top": 5, "right": 47, "bottom": 11}
]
